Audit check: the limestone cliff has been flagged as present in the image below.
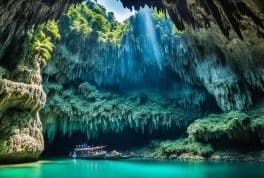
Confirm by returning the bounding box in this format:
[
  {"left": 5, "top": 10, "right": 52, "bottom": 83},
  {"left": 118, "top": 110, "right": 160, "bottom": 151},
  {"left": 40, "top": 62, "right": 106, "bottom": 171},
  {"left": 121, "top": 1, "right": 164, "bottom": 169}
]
[
  {"left": 169, "top": 24, "right": 264, "bottom": 111},
  {"left": 0, "top": 54, "right": 46, "bottom": 163}
]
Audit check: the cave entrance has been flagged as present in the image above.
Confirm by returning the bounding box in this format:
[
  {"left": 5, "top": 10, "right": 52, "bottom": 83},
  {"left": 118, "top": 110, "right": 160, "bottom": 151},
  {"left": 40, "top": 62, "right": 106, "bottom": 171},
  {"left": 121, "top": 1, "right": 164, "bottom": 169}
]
[
  {"left": 42, "top": 125, "right": 186, "bottom": 157},
  {"left": 41, "top": 0, "right": 221, "bottom": 157}
]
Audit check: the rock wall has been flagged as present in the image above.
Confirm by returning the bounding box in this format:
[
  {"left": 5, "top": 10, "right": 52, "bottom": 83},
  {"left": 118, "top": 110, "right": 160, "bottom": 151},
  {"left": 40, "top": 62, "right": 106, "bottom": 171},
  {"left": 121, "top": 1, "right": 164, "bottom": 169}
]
[
  {"left": 41, "top": 81, "right": 201, "bottom": 142},
  {"left": 0, "top": 0, "right": 83, "bottom": 163},
  {"left": 0, "top": 43, "right": 46, "bottom": 163},
  {"left": 0, "top": 0, "right": 82, "bottom": 62},
  {"left": 41, "top": 5, "right": 214, "bottom": 143},
  {"left": 120, "top": 0, "right": 264, "bottom": 39},
  {"left": 168, "top": 24, "right": 264, "bottom": 111}
]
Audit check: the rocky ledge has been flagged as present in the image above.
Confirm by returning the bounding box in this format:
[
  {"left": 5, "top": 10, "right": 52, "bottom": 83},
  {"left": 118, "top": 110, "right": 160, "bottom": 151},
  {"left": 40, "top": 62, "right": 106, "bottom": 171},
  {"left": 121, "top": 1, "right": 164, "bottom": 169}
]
[
  {"left": 136, "top": 103, "right": 264, "bottom": 163},
  {"left": 0, "top": 53, "right": 46, "bottom": 163}
]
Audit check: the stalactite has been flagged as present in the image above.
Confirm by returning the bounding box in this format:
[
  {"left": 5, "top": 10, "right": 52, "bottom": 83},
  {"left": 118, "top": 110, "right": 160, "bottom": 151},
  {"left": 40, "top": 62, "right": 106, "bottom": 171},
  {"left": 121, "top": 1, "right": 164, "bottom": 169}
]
[
  {"left": 41, "top": 81, "right": 200, "bottom": 143},
  {"left": 40, "top": 3, "right": 264, "bottom": 145},
  {"left": 120, "top": 0, "right": 264, "bottom": 39}
]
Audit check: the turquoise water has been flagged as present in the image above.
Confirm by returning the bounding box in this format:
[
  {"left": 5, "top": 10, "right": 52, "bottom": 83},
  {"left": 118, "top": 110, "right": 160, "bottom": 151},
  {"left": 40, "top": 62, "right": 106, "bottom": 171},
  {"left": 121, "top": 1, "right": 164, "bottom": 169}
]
[{"left": 0, "top": 159, "right": 264, "bottom": 178}]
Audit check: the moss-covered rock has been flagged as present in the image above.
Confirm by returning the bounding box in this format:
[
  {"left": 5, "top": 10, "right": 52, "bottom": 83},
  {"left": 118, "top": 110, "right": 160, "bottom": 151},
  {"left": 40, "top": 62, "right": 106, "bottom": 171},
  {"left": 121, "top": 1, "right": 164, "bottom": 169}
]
[
  {"left": 0, "top": 78, "right": 45, "bottom": 163},
  {"left": 0, "top": 31, "right": 46, "bottom": 164},
  {"left": 0, "top": 111, "right": 44, "bottom": 163},
  {"left": 42, "top": 81, "right": 199, "bottom": 142},
  {"left": 187, "top": 111, "right": 251, "bottom": 143},
  {"left": 153, "top": 138, "right": 213, "bottom": 159},
  {"left": 151, "top": 104, "right": 264, "bottom": 160},
  {"left": 187, "top": 106, "right": 264, "bottom": 145},
  {"left": 0, "top": 79, "right": 46, "bottom": 113}
]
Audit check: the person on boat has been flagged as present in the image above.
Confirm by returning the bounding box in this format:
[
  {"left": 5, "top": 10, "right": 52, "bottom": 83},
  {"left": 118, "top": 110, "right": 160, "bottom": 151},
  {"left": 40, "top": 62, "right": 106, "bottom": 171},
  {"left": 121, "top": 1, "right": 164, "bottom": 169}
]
[
  {"left": 72, "top": 151, "right": 77, "bottom": 158},
  {"left": 111, "top": 150, "right": 121, "bottom": 156}
]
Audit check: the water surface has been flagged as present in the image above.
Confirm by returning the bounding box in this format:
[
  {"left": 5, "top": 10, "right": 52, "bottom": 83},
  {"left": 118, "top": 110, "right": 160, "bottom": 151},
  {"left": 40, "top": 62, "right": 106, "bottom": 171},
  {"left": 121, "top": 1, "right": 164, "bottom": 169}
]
[{"left": 0, "top": 159, "right": 263, "bottom": 178}]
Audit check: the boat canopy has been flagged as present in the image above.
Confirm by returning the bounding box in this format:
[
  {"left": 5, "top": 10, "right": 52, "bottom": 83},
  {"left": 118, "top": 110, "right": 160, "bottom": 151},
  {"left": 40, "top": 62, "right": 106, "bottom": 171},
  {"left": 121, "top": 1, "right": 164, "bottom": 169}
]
[{"left": 74, "top": 146, "right": 106, "bottom": 152}]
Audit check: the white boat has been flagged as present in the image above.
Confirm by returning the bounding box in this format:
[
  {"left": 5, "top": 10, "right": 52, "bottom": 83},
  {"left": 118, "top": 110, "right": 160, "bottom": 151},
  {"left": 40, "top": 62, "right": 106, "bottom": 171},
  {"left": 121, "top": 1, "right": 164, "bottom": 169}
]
[{"left": 71, "top": 146, "right": 107, "bottom": 160}]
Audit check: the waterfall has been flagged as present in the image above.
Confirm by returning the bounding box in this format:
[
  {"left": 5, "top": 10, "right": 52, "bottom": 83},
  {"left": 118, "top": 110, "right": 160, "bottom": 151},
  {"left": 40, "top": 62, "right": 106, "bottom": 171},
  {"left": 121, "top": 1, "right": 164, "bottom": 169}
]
[{"left": 139, "top": 7, "right": 163, "bottom": 71}]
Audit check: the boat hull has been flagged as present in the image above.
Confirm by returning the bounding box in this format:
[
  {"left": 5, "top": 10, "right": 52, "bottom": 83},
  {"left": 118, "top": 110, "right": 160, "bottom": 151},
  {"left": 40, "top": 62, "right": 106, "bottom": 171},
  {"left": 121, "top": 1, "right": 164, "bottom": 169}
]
[
  {"left": 105, "top": 155, "right": 121, "bottom": 160},
  {"left": 74, "top": 152, "right": 107, "bottom": 160}
]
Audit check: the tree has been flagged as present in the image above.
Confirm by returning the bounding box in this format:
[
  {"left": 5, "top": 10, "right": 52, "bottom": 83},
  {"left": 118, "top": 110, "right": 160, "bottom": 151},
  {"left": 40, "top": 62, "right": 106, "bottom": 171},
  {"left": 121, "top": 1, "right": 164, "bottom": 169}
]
[{"left": 32, "top": 31, "right": 54, "bottom": 68}]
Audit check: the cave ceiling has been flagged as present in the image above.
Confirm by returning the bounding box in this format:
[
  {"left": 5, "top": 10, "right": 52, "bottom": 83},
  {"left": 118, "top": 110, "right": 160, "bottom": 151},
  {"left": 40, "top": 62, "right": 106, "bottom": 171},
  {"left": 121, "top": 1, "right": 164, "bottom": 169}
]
[
  {"left": 120, "top": 0, "right": 264, "bottom": 39},
  {"left": 0, "top": 0, "right": 264, "bottom": 62}
]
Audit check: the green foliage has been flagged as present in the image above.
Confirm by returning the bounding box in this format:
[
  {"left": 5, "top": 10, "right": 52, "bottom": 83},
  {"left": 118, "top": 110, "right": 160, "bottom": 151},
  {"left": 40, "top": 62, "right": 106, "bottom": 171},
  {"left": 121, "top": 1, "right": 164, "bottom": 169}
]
[
  {"left": 31, "top": 31, "right": 54, "bottom": 67},
  {"left": 42, "top": 20, "right": 61, "bottom": 40},
  {"left": 187, "top": 111, "right": 250, "bottom": 142},
  {"left": 153, "top": 105, "right": 264, "bottom": 159},
  {"left": 187, "top": 106, "right": 264, "bottom": 144},
  {"left": 27, "top": 19, "right": 59, "bottom": 68},
  {"left": 42, "top": 81, "right": 185, "bottom": 141},
  {"left": 152, "top": 9, "right": 183, "bottom": 34},
  {"left": 152, "top": 9, "right": 166, "bottom": 20},
  {"left": 62, "top": 2, "right": 129, "bottom": 45},
  {"left": 66, "top": 5, "right": 92, "bottom": 38},
  {"left": 154, "top": 139, "right": 213, "bottom": 157}
]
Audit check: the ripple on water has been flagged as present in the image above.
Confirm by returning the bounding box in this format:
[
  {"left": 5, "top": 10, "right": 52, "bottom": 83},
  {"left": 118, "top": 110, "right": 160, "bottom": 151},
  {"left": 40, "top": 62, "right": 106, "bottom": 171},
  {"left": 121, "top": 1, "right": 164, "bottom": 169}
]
[{"left": 0, "top": 159, "right": 264, "bottom": 178}]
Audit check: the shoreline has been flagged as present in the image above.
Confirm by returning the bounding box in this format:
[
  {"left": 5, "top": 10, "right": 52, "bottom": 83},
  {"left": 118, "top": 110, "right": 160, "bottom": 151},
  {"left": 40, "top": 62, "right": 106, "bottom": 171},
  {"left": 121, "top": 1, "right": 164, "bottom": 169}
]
[
  {"left": 0, "top": 156, "right": 263, "bottom": 167},
  {"left": 1, "top": 149, "right": 264, "bottom": 165},
  {"left": 132, "top": 149, "right": 264, "bottom": 164}
]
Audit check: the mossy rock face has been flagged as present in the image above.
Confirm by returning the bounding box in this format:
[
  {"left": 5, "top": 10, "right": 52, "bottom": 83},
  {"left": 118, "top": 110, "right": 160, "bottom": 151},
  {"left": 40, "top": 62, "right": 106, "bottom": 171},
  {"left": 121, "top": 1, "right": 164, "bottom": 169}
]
[
  {"left": 0, "top": 111, "right": 44, "bottom": 164},
  {"left": 187, "top": 111, "right": 251, "bottom": 143},
  {"left": 151, "top": 102, "right": 264, "bottom": 160},
  {"left": 0, "top": 31, "right": 45, "bottom": 164},
  {"left": 0, "top": 79, "right": 46, "bottom": 114},
  {"left": 41, "top": 81, "right": 198, "bottom": 142},
  {"left": 153, "top": 138, "right": 213, "bottom": 158},
  {"left": 187, "top": 108, "right": 264, "bottom": 146}
]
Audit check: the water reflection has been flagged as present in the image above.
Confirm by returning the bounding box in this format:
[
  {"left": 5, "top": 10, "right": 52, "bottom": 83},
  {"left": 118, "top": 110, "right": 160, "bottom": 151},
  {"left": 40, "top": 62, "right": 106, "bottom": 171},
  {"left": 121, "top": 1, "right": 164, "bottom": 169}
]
[{"left": 0, "top": 159, "right": 264, "bottom": 178}]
